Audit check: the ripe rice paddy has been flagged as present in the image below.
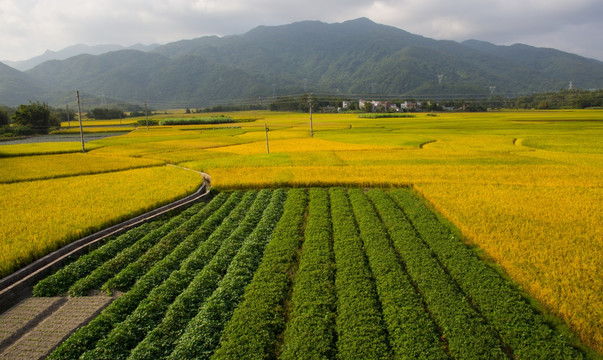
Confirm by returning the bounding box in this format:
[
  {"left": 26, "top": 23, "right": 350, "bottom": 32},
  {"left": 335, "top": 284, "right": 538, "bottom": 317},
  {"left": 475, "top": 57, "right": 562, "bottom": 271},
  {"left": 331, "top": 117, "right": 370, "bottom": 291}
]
[{"left": 0, "top": 109, "right": 601, "bottom": 355}]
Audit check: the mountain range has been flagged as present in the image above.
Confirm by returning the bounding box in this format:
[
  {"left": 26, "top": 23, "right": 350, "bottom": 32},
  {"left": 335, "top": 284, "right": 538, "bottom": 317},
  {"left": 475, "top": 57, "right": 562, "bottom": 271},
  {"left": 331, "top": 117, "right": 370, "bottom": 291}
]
[
  {"left": 2, "top": 43, "right": 159, "bottom": 72},
  {"left": 1, "top": 18, "right": 602, "bottom": 108}
]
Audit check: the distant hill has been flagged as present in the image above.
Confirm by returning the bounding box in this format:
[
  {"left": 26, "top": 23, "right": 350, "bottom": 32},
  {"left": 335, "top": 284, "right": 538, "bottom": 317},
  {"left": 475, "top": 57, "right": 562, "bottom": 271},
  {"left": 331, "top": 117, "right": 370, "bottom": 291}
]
[
  {"left": 1, "top": 18, "right": 602, "bottom": 107},
  {"left": 0, "top": 62, "right": 47, "bottom": 105},
  {"left": 3, "top": 43, "right": 158, "bottom": 71},
  {"left": 461, "top": 40, "right": 603, "bottom": 89}
]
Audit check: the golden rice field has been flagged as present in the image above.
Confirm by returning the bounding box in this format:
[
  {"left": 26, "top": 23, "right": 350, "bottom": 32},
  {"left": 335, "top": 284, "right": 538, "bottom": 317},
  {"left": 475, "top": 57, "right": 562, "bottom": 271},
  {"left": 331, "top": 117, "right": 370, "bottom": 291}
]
[
  {"left": 0, "top": 153, "right": 164, "bottom": 183},
  {"left": 0, "top": 109, "right": 601, "bottom": 354},
  {"left": 0, "top": 166, "right": 204, "bottom": 277},
  {"left": 0, "top": 141, "right": 103, "bottom": 157}
]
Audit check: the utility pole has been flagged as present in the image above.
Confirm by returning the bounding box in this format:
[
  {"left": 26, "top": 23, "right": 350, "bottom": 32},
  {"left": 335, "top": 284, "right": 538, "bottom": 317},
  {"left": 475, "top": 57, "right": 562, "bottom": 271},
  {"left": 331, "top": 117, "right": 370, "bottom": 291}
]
[
  {"left": 76, "top": 91, "right": 85, "bottom": 153},
  {"left": 265, "top": 123, "right": 270, "bottom": 154},
  {"left": 144, "top": 101, "right": 149, "bottom": 131},
  {"left": 66, "top": 104, "right": 70, "bottom": 127},
  {"left": 308, "top": 94, "right": 313, "bottom": 138}
]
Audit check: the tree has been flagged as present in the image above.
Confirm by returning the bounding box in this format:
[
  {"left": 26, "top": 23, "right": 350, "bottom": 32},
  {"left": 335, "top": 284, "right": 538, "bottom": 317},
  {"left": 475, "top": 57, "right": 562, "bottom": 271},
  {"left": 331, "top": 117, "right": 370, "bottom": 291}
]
[
  {"left": 12, "top": 101, "right": 58, "bottom": 134},
  {"left": 0, "top": 108, "right": 9, "bottom": 126},
  {"left": 52, "top": 108, "right": 76, "bottom": 122},
  {"left": 88, "top": 107, "right": 126, "bottom": 120}
]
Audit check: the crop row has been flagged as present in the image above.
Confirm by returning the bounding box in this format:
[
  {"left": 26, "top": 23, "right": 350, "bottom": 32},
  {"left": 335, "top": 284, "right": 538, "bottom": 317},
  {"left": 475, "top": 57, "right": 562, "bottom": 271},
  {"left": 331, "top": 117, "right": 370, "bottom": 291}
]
[
  {"left": 101, "top": 192, "right": 233, "bottom": 293},
  {"left": 389, "top": 189, "right": 585, "bottom": 359},
  {"left": 47, "top": 191, "right": 243, "bottom": 359},
  {"left": 328, "top": 188, "right": 390, "bottom": 359},
  {"left": 79, "top": 190, "right": 263, "bottom": 359},
  {"left": 212, "top": 188, "right": 308, "bottom": 359},
  {"left": 32, "top": 220, "right": 162, "bottom": 297},
  {"left": 347, "top": 189, "right": 448, "bottom": 359},
  {"left": 280, "top": 188, "right": 337, "bottom": 360},
  {"left": 67, "top": 200, "right": 208, "bottom": 296},
  {"left": 35, "top": 187, "right": 588, "bottom": 359},
  {"left": 165, "top": 189, "right": 287, "bottom": 360},
  {"left": 367, "top": 189, "right": 507, "bottom": 359}
]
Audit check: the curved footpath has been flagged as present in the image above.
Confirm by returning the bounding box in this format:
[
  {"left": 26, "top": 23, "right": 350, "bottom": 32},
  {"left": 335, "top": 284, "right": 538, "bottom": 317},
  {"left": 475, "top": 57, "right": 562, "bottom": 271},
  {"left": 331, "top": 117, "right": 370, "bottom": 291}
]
[{"left": 0, "top": 172, "right": 212, "bottom": 312}]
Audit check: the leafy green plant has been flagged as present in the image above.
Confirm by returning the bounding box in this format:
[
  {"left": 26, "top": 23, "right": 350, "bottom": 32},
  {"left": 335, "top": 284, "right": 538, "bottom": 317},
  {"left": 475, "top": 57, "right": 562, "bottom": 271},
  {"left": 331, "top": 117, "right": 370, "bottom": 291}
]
[
  {"left": 33, "top": 221, "right": 161, "bottom": 297},
  {"left": 279, "top": 188, "right": 337, "bottom": 360},
  {"left": 80, "top": 191, "right": 260, "bottom": 359},
  {"left": 329, "top": 188, "right": 390, "bottom": 360},
  {"left": 47, "top": 192, "right": 242, "bottom": 360},
  {"left": 212, "top": 189, "right": 307, "bottom": 359},
  {"left": 67, "top": 201, "right": 207, "bottom": 296},
  {"left": 389, "top": 189, "right": 587, "bottom": 360},
  {"left": 348, "top": 189, "right": 447, "bottom": 359},
  {"left": 165, "top": 189, "right": 286, "bottom": 360},
  {"left": 101, "top": 192, "right": 233, "bottom": 293},
  {"left": 369, "top": 189, "right": 506, "bottom": 359}
]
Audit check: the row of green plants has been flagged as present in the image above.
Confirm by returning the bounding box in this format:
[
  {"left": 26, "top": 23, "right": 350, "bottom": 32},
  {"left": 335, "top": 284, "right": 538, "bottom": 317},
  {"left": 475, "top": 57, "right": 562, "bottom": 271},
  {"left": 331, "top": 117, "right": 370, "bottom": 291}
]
[
  {"left": 389, "top": 189, "right": 586, "bottom": 359},
  {"left": 212, "top": 189, "right": 308, "bottom": 359},
  {"left": 280, "top": 188, "right": 337, "bottom": 359},
  {"left": 46, "top": 192, "right": 242, "bottom": 359},
  {"left": 368, "top": 190, "right": 507, "bottom": 359},
  {"left": 33, "top": 187, "right": 590, "bottom": 359},
  {"left": 32, "top": 221, "right": 161, "bottom": 297},
  {"left": 166, "top": 189, "right": 287, "bottom": 359},
  {"left": 79, "top": 190, "right": 262, "bottom": 359},
  {"left": 347, "top": 189, "right": 448, "bottom": 359},
  {"left": 67, "top": 201, "right": 208, "bottom": 296},
  {"left": 329, "top": 188, "right": 391, "bottom": 359},
  {"left": 101, "top": 193, "right": 233, "bottom": 293}
]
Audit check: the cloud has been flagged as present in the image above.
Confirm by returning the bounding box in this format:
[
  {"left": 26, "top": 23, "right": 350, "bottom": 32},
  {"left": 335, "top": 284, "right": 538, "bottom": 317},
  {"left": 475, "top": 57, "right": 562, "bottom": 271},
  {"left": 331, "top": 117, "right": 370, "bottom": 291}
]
[{"left": 1, "top": 0, "right": 602, "bottom": 62}]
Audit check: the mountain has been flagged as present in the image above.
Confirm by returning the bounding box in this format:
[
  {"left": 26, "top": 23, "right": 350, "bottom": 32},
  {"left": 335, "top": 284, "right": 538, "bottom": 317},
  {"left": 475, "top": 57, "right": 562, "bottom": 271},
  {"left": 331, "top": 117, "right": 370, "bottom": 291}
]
[
  {"left": 1, "top": 18, "right": 602, "bottom": 107},
  {"left": 462, "top": 40, "right": 603, "bottom": 88},
  {"left": 0, "top": 62, "right": 47, "bottom": 105},
  {"left": 3, "top": 43, "right": 159, "bottom": 71}
]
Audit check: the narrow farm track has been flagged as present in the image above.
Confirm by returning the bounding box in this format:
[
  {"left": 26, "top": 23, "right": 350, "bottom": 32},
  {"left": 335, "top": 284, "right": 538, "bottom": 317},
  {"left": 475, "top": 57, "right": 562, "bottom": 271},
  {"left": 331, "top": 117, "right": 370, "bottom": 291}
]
[
  {"left": 0, "top": 188, "right": 591, "bottom": 359},
  {"left": 0, "top": 296, "right": 113, "bottom": 359}
]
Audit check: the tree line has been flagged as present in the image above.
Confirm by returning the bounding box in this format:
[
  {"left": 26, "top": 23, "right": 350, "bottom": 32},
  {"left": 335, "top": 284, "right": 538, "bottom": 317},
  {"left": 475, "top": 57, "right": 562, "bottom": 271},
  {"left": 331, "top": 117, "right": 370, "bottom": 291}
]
[{"left": 1, "top": 89, "right": 600, "bottom": 138}]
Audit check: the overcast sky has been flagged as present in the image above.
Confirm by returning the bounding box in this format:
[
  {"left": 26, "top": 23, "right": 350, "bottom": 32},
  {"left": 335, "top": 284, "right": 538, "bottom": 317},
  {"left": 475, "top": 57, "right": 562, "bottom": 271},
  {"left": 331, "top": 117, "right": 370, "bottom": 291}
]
[{"left": 1, "top": 0, "right": 602, "bottom": 62}]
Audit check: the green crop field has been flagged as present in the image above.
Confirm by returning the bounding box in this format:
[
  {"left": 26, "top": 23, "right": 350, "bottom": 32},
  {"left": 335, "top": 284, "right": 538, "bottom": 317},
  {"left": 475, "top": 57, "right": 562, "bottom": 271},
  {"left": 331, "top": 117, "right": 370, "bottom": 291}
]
[{"left": 33, "top": 188, "right": 589, "bottom": 359}]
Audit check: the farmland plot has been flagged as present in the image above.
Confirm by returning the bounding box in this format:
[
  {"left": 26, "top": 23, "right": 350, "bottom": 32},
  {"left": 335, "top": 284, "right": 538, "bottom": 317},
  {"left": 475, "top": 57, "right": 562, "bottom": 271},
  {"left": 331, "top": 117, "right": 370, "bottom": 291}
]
[{"left": 28, "top": 188, "right": 588, "bottom": 360}]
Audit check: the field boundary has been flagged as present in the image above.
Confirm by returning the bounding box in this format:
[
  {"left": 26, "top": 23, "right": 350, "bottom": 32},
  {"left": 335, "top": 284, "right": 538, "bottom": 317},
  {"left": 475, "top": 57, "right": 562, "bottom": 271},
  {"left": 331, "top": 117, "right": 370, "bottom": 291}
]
[{"left": 0, "top": 175, "right": 211, "bottom": 313}]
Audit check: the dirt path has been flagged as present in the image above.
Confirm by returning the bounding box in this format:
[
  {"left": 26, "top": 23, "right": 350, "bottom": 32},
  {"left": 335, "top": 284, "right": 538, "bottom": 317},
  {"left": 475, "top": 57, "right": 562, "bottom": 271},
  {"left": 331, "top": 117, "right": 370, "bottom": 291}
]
[{"left": 0, "top": 296, "right": 113, "bottom": 359}]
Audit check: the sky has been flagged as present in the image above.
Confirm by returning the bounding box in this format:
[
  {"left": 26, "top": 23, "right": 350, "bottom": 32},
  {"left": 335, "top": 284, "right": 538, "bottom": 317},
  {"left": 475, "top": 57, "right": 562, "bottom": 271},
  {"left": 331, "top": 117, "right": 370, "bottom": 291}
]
[{"left": 1, "top": 0, "right": 602, "bottom": 62}]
